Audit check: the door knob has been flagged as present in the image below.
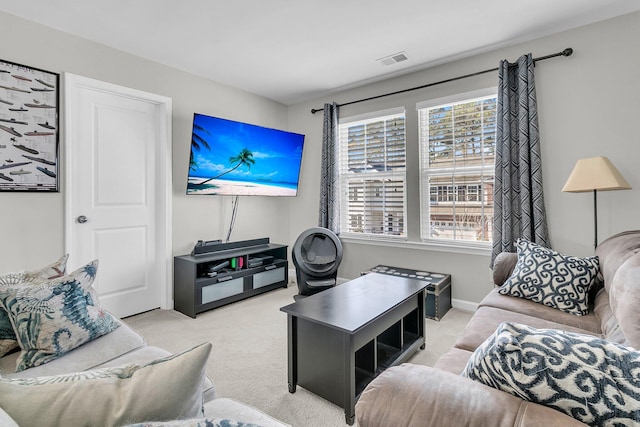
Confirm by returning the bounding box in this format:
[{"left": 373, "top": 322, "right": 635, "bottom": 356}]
[{"left": 77, "top": 215, "right": 88, "bottom": 224}]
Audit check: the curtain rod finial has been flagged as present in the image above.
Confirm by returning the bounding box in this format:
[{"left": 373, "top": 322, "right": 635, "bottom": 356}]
[
  {"left": 311, "top": 108, "right": 322, "bottom": 114},
  {"left": 562, "top": 48, "right": 573, "bottom": 57}
]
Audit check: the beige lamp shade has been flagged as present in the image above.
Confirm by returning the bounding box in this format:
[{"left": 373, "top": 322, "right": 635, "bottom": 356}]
[{"left": 562, "top": 156, "right": 631, "bottom": 193}]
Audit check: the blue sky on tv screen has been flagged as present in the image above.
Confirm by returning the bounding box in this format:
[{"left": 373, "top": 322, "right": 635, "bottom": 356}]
[{"left": 189, "top": 114, "right": 304, "bottom": 184}]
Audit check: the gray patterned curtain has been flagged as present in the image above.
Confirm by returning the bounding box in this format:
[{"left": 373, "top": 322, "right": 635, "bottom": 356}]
[
  {"left": 492, "top": 54, "right": 549, "bottom": 266},
  {"left": 318, "top": 102, "right": 340, "bottom": 233}
]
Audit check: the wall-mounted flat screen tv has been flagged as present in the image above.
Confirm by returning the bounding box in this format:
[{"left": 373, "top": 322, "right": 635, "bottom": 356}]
[{"left": 187, "top": 113, "right": 305, "bottom": 196}]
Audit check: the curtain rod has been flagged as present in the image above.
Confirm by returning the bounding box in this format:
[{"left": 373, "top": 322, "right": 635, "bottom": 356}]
[{"left": 310, "top": 47, "right": 573, "bottom": 114}]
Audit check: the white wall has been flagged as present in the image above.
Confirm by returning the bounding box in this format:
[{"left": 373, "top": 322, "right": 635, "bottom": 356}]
[
  {"left": 0, "top": 11, "right": 292, "bottom": 271},
  {"left": 288, "top": 11, "right": 640, "bottom": 305},
  {"left": 3, "top": 10, "right": 639, "bottom": 306}
]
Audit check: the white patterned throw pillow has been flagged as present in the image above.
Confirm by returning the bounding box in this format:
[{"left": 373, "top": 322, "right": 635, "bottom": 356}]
[
  {"left": 498, "top": 239, "right": 599, "bottom": 315},
  {"left": 0, "top": 254, "right": 69, "bottom": 357},
  {"left": 0, "top": 260, "right": 119, "bottom": 371},
  {"left": 462, "top": 322, "right": 640, "bottom": 425},
  {"left": 0, "top": 343, "right": 212, "bottom": 427}
]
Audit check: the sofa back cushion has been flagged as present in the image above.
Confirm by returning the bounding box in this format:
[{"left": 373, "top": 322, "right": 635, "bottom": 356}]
[
  {"left": 595, "top": 230, "right": 640, "bottom": 289},
  {"left": 608, "top": 254, "right": 640, "bottom": 350},
  {"left": 593, "top": 289, "right": 628, "bottom": 345},
  {"left": 492, "top": 252, "right": 518, "bottom": 287},
  {"left": 593, "top": 231, "right": 640, "bottom": 350}
]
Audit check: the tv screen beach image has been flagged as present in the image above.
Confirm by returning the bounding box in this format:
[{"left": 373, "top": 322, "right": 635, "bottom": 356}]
[{"left": 187, "top": 114, "right": 305, "bottom": 196}]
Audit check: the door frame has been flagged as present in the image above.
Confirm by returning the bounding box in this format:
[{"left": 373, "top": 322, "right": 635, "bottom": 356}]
[{"left": 63, "top": 72, "right": 173, "bottom": 311}]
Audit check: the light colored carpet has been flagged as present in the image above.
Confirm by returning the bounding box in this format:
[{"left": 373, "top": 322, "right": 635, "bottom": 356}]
[{"left": 125, "top": 284, "right": 472, "bottom": 427}]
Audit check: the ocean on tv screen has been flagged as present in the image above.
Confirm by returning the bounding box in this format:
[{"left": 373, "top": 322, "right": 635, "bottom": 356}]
[{"left": 187, "top": 114, "right": 304, "bottom": 197}]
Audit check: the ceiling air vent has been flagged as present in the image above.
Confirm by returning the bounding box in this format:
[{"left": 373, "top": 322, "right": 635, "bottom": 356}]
[{"left": 378, "top": 52, "right": 409, "bottom": 66}]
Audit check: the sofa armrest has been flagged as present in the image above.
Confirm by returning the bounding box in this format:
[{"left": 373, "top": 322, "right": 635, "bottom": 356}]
[
  {"left": 355, "top": 363, "right": 586, "bottom": 427},
  {"left": 492, "top": 252, "right": 518, "bottom": 287}
]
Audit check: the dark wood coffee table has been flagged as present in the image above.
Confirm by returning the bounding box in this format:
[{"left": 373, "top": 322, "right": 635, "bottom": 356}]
[{"left": 280, "top": 273, "right": 427, "bottom": 425}]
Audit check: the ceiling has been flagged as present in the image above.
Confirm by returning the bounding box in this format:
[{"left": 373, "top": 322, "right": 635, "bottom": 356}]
[{"left": 1, "top": 1, "right": 639, "bottom": 105}]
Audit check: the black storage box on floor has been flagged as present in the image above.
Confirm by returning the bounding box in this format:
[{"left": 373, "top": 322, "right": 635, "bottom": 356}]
[
  {"left": 425, "top": 277, "right": 452, "bottom": 321},
  {"left": 363, "top": 265, "right": 452, "bottom": 321}
]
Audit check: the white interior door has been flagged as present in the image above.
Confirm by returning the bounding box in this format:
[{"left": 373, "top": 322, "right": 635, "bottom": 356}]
[{"left": 65, "top": 73, "right": 172, "bottom": 318}]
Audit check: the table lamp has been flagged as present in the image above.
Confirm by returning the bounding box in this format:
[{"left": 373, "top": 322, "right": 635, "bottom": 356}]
[{"left": 562, "top": 156, "right": 631, "bottom": 248}]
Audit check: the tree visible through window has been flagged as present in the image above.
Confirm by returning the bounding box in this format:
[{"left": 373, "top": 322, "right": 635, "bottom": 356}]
[
  {"left": 338, "top": 109, "right": 406, "bottom": 238},
  {"left": 418, "top": 91, "right": 496, "bottom": 243}
]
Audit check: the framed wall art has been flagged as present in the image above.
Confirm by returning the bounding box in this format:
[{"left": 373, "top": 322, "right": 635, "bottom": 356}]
[{"left": 0, "top": 59, "right": 59, "bottom": 192}]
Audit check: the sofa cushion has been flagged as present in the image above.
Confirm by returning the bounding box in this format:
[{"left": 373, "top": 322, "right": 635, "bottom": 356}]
[
  {"left": 498, "top": 239, "right": 599, "bottom": 316},
  {"left": 595, "top": 230, "right": 640, "bottom": 290},
  {"left": 0, "top": 260, "right": 119, "bottom": 371},
  {"left": 123, "top": 419, "right": 263, "bottom": 427},
  {"left": 492, "top": 252, "right": 517, "bottom": 287},
  {"left": 0, "top": 342, "right": 212, "bottom": 427},
  {"left": 0, "top": 254, "right": 69, "bottom": 357},
  {"left": 462, "top": 322, "right": 640, "bottom": 426},
  {"left": 356, "top": 363, "right": 586, "bottom": 427},
  {"left": 608, "top": 253, "right": 640, "bottom": 350},
  {"left": 432, "top": 347, "right": 473, "bottom": 375},
  {"left": 454, "top": 306, "right": 600, "bottom": 352},
  {"left": 480, "top": 289, "right": 601, "bottom": 333},
  {"left": 95, "top": 344, "right": 171, "bottom": 368},
  {"left": 593, "top": 289, "right": 628, "bottom": 346},
  {"left": 0, "top": 315, "right": 144, "bottom": 378}
]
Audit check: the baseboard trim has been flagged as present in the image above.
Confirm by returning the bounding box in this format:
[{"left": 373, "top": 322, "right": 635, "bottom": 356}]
[{"left": 452, "top": 298, "right": 478, "bottom": 313}]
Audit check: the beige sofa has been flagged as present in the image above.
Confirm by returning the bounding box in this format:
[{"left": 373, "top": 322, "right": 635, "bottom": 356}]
[
  {"left": 355, "top": 230, "right": 640, "bottom": 427},
  {"left": 0, "top": 313, "right": 289, "bottom": 427}
]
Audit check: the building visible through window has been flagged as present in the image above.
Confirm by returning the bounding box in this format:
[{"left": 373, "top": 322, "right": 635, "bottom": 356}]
[
  {"left": 418, "top": 90, "right": 496, "bottom": 244},
  {"left": 338, "top": 108, "right": 406, "bottom": 238}
]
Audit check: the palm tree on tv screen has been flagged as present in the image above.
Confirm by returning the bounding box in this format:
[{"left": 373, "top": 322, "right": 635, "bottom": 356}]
[
  {"left": 197, "top": 148, "right": 256, "bottom": 185},
  {"left": 190, "top": 124, "right": 211, "bottom": 171}
]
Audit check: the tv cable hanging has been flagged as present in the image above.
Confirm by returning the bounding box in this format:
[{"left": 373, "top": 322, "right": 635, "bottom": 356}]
[
  {"left": 225, "top": 195, "right": 240, "bottom": 243},
  {"left": 310, "top": 47, "right": 573, "bottom": 114}
]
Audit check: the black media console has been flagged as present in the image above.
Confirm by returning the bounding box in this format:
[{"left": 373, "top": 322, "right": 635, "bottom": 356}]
[{"left": 173, "top": 238, "right": 288, "bottom": 318}]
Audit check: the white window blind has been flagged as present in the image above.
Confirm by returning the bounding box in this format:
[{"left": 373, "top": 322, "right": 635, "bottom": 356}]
[
  {"left": 338, "top": 109, "right": 406, "bottom": 238},
  {"left": 418, "top": 91, "right": 496, "bottom": 244}
]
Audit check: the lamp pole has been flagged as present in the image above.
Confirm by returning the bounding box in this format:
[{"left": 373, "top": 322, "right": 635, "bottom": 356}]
[{"left": 593, "top": 189, "right": 598, "bottom": 249}]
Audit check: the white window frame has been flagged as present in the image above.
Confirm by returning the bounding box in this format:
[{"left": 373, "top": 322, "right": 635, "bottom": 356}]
[
  {"left": 338, "top": 107, "right": 407, "bottom": 240},
  {"left": 417, "top": 88, "right": 497, "bottom": 250}
]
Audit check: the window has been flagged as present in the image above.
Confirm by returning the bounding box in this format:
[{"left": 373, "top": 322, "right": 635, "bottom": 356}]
[
  {"left": 338, "top": 108, "right": 406, "bottom": 238},
  {"left": 418, "top": 89, "right": 496, "bottom": 244}
]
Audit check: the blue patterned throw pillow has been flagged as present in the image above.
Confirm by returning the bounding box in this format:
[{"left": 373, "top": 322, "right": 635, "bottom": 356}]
[
  {"left": 0, "top": 260, "right": 119, "bottom": 371},
  {"left": 0, "top": 254, "right": 69, "bottom": 357},
  {"left": 498, "top": 239, "right": 599, "bottom": 315},
  {"left": 462, "top": 322, "right": 640, "bottom": 425}
]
